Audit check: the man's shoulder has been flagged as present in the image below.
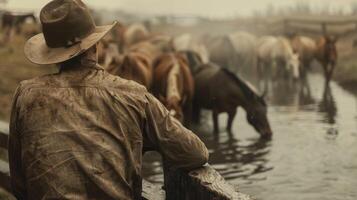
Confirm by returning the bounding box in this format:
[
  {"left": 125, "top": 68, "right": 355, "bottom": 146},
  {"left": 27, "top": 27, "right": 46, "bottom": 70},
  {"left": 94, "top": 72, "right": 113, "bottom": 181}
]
[
  {"left": 17, "top": 74, "right": 55, "bottom": 91},
  {"left": 101, "top": 72, "right": 148, "bottom": 95}
]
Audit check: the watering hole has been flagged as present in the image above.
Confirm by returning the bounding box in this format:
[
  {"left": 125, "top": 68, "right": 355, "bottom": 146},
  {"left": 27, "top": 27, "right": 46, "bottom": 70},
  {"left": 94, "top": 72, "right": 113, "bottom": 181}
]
[{"left": 143, "top": 73, "right": 357, "bottom": 200}]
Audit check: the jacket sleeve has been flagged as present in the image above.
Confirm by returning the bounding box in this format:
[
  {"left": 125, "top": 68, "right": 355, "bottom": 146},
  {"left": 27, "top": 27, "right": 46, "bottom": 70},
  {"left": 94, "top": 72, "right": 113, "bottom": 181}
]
[
  {"left": 143, "top": 93, "right": 209, "bottom": 170},
  {"left": 8, "top": 86, "right": 27, "bottom": 199}
]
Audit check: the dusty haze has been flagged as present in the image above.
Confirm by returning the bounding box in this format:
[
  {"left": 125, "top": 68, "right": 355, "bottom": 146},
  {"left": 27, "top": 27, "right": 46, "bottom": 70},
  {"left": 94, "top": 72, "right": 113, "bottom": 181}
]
[{"left": 3, "top": 0, "right": 357, "bottom": 18}]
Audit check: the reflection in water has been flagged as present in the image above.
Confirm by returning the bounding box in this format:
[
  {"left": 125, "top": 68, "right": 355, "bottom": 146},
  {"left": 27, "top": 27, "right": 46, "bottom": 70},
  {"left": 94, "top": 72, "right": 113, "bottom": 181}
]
[
  {"left": 318, "top": 83, "right": 337, "bottom": 125},
  {"left": 262, "top": 76, "right": 315, "bottom": 108},
  {"left": 200, "top": 131, "right": 273, "bottom": 181}
]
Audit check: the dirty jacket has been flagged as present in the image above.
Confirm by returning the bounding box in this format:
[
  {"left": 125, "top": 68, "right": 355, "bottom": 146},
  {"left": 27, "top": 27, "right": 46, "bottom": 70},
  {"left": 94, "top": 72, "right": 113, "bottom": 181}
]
[{"left": 8, "top": 64, "right": 209, "bottom": 200}]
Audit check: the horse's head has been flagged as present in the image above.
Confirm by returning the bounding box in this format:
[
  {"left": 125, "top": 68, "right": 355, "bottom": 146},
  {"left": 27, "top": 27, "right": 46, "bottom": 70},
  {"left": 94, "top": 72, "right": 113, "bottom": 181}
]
[
  {"left": 323, "top": 35, "right": 338, "bottom": 66},
  {"left": 159, "top": 95, "right": 184, "bottom": 122},
  {"left": 246, "top": 96, "right": 273, "bottom": 139}
]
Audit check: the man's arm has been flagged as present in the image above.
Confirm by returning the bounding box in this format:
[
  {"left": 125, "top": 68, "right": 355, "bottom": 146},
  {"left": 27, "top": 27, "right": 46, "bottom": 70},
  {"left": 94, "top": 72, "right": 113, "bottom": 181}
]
[
  {"left": 143, "top": 93, "right": 209, "bottom": 170},
  {"left": 8, "top": 86, "right": 27, "bottom": 199}
]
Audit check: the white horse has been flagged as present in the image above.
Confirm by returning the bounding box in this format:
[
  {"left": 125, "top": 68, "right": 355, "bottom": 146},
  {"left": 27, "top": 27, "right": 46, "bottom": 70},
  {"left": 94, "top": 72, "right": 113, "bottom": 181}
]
[
  {"left": 257, "top": 36, "right": 300, "bottom": 80},
  {"left": 228, "top": 31, "right": 257, "bottom": 71}
]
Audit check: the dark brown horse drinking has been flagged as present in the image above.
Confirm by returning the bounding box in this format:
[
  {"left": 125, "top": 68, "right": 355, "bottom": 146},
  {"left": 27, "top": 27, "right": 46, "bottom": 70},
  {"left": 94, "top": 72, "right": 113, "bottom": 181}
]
[
  {"left": 316, "top": 35, "right": 338, "bottom": 83},
  {"left": 192, "top": 63, "right": 272, "bottom": 139},
  {"left": 153, "top": 53, "right": 194, "bottom": 125}
]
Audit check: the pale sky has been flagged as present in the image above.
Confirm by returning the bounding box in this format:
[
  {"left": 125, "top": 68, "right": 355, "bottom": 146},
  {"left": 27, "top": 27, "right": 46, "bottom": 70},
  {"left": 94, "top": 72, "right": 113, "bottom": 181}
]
[{"left": 3, "top": 0, "right": 357, "bottom": 18}]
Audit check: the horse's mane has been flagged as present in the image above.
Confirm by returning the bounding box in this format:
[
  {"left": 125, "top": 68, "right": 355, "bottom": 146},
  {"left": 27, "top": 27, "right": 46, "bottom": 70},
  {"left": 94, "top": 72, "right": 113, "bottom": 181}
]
[{"left": 221, "top": 68, "right": 266, "bottom": 106}]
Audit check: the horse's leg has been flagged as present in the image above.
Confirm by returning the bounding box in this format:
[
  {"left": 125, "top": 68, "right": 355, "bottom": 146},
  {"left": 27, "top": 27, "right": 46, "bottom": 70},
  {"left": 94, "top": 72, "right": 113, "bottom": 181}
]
[
  {"left": 226, "top": 108, "right": 237, "bottom": 133},
  {"left": 212, "top": 110, "right": 219, "bottom": 134},
  {"left": 328, "top": 64, "right": 335, "bottom": 81},
  {"left": 300, "top": 61, "right": 306, "bottom": 80},
  {"left": 192, "top": 98, "right": 201, "bottom": 124},
  {"left": 183, "top": 101, "right": 193, "bottom": 128},
  {"left": 322, "top": 63, "right": 330, "bottom": 82},
  {"left": 257, "top": 58, "right": 262, "bottom": 79}
]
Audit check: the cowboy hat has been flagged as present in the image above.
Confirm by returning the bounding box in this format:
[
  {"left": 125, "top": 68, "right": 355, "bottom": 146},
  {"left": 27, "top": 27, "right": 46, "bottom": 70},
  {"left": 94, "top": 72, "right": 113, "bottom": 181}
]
[{"left": 24, "top": 0, "right": 117, "bottom": 65}]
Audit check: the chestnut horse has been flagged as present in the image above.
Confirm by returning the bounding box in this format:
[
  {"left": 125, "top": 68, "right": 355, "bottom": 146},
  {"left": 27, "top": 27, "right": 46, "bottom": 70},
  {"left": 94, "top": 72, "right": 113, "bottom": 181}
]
[
  {"left": 193, "top": 63, "right": 272, "bottom": 139},
  {"left": 291, "top": 36, "right": 317, "bottom": 78},
  {"left": 152, "top": 53, "right": 194, "bottom": 125},
  {"left": 315, "top": 35, "right": 338, "bottom": 83},
  {"left": 101, "top": 42, "right": 153, "bottom": 89},
  {"left": 291, "top": 35, "right": 338, "bottom": 82}
]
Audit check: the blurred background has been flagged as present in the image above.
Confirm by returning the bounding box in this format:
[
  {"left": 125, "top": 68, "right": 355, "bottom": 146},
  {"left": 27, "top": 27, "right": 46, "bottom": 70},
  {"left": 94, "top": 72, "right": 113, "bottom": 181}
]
[{"left": 0, "top": 0, "right": 357, "bottom": 200}]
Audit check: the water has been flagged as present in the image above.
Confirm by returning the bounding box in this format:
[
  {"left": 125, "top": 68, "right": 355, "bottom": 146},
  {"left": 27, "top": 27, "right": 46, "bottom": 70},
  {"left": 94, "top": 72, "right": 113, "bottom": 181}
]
[{"left": 143, "top": 73, "right": 357, "bottom": 200}]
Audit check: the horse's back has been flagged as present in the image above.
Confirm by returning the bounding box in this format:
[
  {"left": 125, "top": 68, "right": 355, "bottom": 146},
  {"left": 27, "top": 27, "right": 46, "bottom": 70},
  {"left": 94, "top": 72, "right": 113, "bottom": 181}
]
[
  {"left": 229, "top": 31, "right": 257, "bottom": 53},
  {"left": 291, "top": 36, "right": 317, "bottom": 61},
  {"left": 257, "top": 36, "right": 279, "bottom": 60},
  {"left": 124, "top": 23, "right": 149, "bottom": 46}
]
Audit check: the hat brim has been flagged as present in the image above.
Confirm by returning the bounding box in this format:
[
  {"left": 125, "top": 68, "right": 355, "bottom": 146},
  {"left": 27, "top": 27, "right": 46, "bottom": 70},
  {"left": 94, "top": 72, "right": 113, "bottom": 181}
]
[{"left": 24, "top": 22, "right": 117, "bottom": 65}]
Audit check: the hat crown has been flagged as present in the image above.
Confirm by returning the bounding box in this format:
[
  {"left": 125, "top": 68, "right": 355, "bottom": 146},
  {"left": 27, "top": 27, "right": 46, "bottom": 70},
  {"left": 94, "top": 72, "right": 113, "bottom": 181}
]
[{"left": 40, "top": 0, "right": 95, "bottom": 48}]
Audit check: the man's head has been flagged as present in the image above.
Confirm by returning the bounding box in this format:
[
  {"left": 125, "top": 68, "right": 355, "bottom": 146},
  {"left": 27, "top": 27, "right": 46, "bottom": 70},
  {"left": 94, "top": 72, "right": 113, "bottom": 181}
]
[{"left": 24, "top": 0, "right": 117, "bottom": 66}]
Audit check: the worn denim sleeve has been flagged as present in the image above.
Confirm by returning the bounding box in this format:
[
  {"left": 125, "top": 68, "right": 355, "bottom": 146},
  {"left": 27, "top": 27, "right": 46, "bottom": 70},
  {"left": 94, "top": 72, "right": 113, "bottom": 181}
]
[
  {"left": 8, "top": 86, "right": 27, "bottom": 199},
  {"left": 143, "top": 93, "right": 209, "bottom": 170}
]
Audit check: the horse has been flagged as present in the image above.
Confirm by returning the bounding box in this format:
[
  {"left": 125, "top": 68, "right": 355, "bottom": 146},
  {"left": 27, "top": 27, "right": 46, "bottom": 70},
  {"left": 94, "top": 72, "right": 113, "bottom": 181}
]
[
  {"left": 315, "top": 35, "right": 338, "bottom": 83},
  {"left": 1, "top": 12, "right": 37, "bottom": 30},
  {"left": 257, "top": 36, "right": 300, "bottom": 81},
  {"left": 228, "top": 31, "right": 257, "bottom": 73},
  {"left": 100, "top": 42, "right": 153, "bottom": 89},
  {"left": 204, "top": 35, "right": 238, "bottom": 72},
  {"left": 177, "top": 50, "right": 204, "bottom": 73},
  {"left": 291, "top": 36, "right": 317, "bottom": 78},
  {"left": 192, "top": 63, "right": 272, "bottom": 139},
  {"left": 152, "top": 53, "right": 194, "bottom": 125},
  {"left": 1, "top": 12, "right": 37, "bottom": 44},
  {"left": 172, "top": 34, "right": 210, "bottom": 64},
  {"left": 291, "top": 35, "right": 338, "bottom": 82},
  {"left": 123, "top": 23, "right": 150, "bottom": 47}
]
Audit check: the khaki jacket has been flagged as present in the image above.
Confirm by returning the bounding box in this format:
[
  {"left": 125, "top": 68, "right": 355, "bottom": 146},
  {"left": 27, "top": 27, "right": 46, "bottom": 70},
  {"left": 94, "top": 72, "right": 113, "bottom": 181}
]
[{"left": 9, "top": 64, "right": 208, "bottom": 200}]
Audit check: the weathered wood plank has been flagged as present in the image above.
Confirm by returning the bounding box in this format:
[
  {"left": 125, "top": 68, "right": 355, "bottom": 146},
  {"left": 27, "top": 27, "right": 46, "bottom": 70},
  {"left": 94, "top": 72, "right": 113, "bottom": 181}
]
[{"left": 164, "top": 164, "right": 254, "bottom": 200}]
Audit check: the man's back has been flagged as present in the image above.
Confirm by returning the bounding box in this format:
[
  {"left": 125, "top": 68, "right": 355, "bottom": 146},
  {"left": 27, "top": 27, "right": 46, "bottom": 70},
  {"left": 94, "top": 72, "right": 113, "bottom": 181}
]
[{"left": 9, "top": 65, "right": 208, "bottom": 199}]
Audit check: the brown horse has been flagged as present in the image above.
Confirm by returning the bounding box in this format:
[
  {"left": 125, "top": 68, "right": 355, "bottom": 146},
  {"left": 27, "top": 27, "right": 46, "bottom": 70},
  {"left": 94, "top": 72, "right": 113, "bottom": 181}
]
[
  {"left": 192, "top": 63, "right": 272, "bottom": 139},
  {"left": 100, "top": 42, "right": 153, "bottom": 89},
  {"left": 291, "top": 35, "right": 338, "bottom": 82},
  {"left": 1, "top": 12, "right": 37, "bottom": 30},
  {"left": 291, "top": 36, "right": 317, "bottom": 78},
  {"left": 315, "top": 35, "right": 338, "bottom": 83},
  {"left": 1, "top": 12, "right": 37, "bottom": 44},
  {"left": 152, "top": 53, "right": 194, "bottom": 125}
]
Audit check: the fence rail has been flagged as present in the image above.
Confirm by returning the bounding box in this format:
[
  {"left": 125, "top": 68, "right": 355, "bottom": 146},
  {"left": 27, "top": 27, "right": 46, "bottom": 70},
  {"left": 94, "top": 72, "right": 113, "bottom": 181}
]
[
  {"left": 0, "top": 121, "right": 252, "bottom": 200},
  {"left": 260, "top": 15, "right": 357, "bottom": 36}
]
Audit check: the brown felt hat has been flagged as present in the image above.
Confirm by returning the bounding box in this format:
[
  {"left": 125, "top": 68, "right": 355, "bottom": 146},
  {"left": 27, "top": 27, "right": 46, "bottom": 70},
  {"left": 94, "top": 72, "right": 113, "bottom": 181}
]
[{"left": 24, "top": 0, "right": 117, "bottom": 65}]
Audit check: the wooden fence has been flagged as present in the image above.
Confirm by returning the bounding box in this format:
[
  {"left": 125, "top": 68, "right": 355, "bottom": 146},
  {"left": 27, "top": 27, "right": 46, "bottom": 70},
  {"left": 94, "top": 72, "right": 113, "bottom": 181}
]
[
  {"left": 0, "top": 121, "right": 252, "bottom": 200},
  {"left": 280, "top": 16, "right": 357, "bottom": 36}
]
